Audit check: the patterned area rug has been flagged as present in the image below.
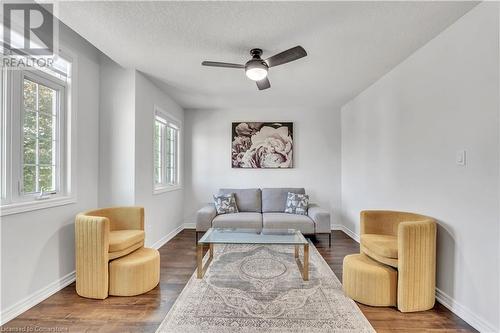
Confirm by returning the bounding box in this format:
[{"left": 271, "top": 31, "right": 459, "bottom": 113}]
[{"left": 156, "top": 243, "right": 374, "bottom": 333}]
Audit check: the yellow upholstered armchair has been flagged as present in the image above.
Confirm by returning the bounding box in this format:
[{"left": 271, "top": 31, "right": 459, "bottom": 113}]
[
  {"left": 75, "top": 207, "right": 145, "bottom": 299},
  {"left": 360, "top": 210, "right": 437, "bottom": 312}
]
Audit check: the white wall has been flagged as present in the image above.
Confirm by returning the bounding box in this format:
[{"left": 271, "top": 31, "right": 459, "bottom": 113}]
[
  {"left": 98, "top": 64, "right": 186, "bottom": 246},
  {"left": 183, "top": 107, "right": 341, "bottom": 225},
  {"left": 98, "top": 56, "right": 136, "bottom": 206},
  {"left": 341, "top": 3, "right": 499, "bottom": 332},
  {"left": 134, "top": 72, "right": 185, "bottom": 247},
  {"left": 0, "top": 28, "right": 186, "bottom": 324},
  {"left": 1, "top": 24, "right": 101, "bottom": 320}
]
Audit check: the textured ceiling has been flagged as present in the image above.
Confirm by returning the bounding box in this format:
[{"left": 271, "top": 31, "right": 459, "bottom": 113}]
[{"left": 56, "top": 1, "right": 477, "bottom": 109}]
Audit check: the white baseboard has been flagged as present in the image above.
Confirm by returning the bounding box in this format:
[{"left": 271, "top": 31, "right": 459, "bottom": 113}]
[
  {"left": 435, "top": 288, "right": 497, "bottom": 333},
  {"left": 183, "top": 222, "right": 195, "bottom": 229},
  {"left": 0, "top": 270, "right": 76, "bottom": 325},
  {"left": 332, "top": 223, "right": 497, "bottom": 333},
  {"left": 149, "top": 223, "right": 186, "bottom": 250},
  {"left": 331, "top": 223, "right": 360, "bottom": 243}
]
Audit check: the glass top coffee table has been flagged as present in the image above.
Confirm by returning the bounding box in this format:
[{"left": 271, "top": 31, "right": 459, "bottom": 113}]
[{"left": 197, "top": 228, "right": 310, "bottom": 280}]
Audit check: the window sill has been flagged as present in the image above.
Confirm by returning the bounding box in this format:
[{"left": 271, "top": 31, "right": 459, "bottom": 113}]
[
  {"left": 153, "top": 186, "right": 183, "bottom": 195},
  {"left": 0, "top": 196, "right": 76, "bottom": 216}
]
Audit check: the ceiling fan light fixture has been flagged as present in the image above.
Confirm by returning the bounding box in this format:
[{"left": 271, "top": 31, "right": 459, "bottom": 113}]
[
  {"left": 245, "top": 67, "right": 268, "bottom": 81},
  {"left": 245, "top": 60, "right": 268, "bottom": 81}
]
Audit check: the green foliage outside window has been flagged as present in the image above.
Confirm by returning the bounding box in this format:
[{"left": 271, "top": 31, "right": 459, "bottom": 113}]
[{"left": 22, "top": 78, "right": 56, "bottom": 194}]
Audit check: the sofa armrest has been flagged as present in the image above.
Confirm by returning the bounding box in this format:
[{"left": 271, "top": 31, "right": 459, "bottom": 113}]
[
  {"left": 196, "top": 204, "right": 217, "bottom": 231},
  {"left": 308, "top": 204, "right": 331, "bottom": 233}
]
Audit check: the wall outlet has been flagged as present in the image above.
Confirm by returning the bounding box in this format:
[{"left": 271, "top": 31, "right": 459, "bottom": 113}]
[{"left": 456, "top": 150, "right": 466, "bottom": 166}]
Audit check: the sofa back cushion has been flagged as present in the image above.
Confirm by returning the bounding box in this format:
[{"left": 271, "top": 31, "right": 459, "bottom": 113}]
[
  {"left": 262, "top": 188, "right": 306, "bottom": 212},
  {"left": 218, "top": 188, "right": 262, "bottom": 212}
]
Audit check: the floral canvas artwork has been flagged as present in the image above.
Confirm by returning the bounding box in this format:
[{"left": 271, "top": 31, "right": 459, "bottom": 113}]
[{"left": 231, "top": 122, "right": 293, "bottom": 168}]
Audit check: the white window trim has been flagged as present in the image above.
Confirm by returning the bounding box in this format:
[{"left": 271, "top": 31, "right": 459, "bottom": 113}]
[
  {"left": 0, "top": 196, "right": 76, "bottom": 216},
  {"left": 153, "top": 185, "right": 182, "bottom": 195},
  {"left": 17, "top": 71, "right": 66, "bottom": 198},
  {"left": 153, "top": 105, "right": 182, "bottom": 195},
  {"left": 1, "top": 50, "right": 77, "bottom": 216}
]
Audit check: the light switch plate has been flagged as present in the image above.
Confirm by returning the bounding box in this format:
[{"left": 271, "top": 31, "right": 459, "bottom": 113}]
[{"left": 456, "top": 150, "right": 466, "bottom": 166}]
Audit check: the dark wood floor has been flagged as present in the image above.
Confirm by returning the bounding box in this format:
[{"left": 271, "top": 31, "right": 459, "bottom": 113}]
[{"left": 2, "top": 229, "right": 476, "bottom": 333}]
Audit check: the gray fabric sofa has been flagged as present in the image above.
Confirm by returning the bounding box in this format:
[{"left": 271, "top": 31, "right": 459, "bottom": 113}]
[{"left": 196, "top": 188, "right": 331, "bottom": 246}]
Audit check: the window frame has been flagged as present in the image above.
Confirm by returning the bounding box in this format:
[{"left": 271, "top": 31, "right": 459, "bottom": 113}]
[
  {"left": 153, "top": 106, "right": 181, "bottom": 194},
  {"left": 18, "top": 70, "right": 65, "bottom": 198},
  {"left": 1, "top": 53, "right": 76, "bottom": 216}
]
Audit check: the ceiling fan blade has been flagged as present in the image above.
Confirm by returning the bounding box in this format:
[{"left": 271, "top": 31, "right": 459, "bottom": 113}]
[
  {"left": 265, "top": 46, "right": 307, "bottom": 68},
  {"left": 256, "top": 77, "right": 271, "bottom": 90},
  {"left": 201, "top": 61, "right": 244, "bottom": 69}
]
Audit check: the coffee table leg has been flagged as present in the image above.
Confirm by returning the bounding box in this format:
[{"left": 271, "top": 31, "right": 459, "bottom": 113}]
[
  {"left": 295, "top": 244, "right": 309, "bottom": 281},
  {"left": 197, "top": 243, "right": 214, "bottom": 279},
  {"left": 303, "top": 244, "right": 309, "bottom": 281},
  {"left": 197, "top": 243, "right": 203, "bottom": 278}
]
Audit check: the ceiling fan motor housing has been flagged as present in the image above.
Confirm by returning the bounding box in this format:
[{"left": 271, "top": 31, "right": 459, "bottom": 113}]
[
  {"left": 246, "top": 48, "right": 268, "bottom": 69},
  {"left": 245, "top": 58, "right": 268, "bottom": 70}
]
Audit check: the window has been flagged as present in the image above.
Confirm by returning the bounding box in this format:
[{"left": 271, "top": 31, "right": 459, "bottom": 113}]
[
  {"left": 1, "top": 56, "right": 73, "bottom": 215},
  {"left": 154, "top": 107, "right": 180, "bottom": 193},
  {"left": 22, "top": 75, "right": 61, "bottom": 194}
]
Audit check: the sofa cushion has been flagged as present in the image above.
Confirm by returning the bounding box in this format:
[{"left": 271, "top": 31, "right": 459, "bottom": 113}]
[
  {"left": 219, "top": 188, "right": 261, "bottom": 212},
  {"left": 262, "top": 213, "right": 315, "bottom": 234},
  {"left": 262, "top": 188, "right": 305, "bottom": 212},
  {"left": 109, "top": 230, "right": 145, "bottom": 252},
  {"left": 361, "top": 234, "right": 398, "bottom": 259},
  {"left": 212, "top": 212, "right": 263, "bottom": 230}
]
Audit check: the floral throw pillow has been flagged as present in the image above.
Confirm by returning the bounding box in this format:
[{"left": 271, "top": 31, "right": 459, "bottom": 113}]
[
  {"left": 284, "top": 192, "right": 309, "bottom": 215},
  {"left": 213, "top": 193, "right": 239, "bottom": 215}
]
